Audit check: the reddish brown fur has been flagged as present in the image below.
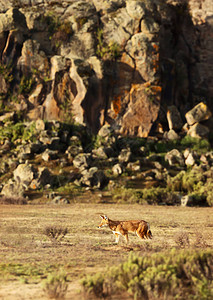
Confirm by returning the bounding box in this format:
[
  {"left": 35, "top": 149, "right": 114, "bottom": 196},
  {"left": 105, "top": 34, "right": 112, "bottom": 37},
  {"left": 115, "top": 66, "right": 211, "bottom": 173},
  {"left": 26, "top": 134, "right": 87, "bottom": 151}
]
[{"left": 98, "top": 215, "right": 152, "bottom": 243}]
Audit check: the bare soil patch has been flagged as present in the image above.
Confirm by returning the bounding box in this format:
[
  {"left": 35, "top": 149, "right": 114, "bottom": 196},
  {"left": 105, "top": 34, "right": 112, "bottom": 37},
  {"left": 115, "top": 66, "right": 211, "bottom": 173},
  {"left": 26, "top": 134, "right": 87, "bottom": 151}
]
[{"left": 0, "top": 204, "right": 212, "bottom": 299}]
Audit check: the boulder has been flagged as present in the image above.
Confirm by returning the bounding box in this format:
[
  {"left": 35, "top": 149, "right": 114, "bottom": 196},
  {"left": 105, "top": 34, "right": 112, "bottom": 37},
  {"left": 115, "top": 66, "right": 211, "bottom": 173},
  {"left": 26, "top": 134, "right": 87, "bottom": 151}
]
[
  {"left": 164, "top": 129, "right": 179, "bottom": 141},
  {"left": 127, "top": 161, "right": 141, "bottom": 172},
  {"left": 13, "top": 163, "right": 35, "bottom": 186},
  {"left": 187, "top": 123, "right": 209, "bottom": 139},
  {"left": 0, "top": 8, "right": 27, "bottom": 32},
  {"left": 1, "top": 179, "right": 25, "bottom": 198},
  {"left": 185, "top": 153, "right": 196, "bottom": 166},
  {"left": 112, "top": 163, "right": 123, "bottom": 176},
  {"left": 167, "top": 105, "right": 183, "bottom": 130},
  {"left": 181, "top": 195, "right": 193, "bottom": 207},
  {"left": 35, "top": 119, "right": 45, "bottom": 131},
  {"left": 28, "top": 84, "right": 45, "bottom": 107},
  {"left": 73, "top": 153, "right": 93, "bottom": 170},
  {"left": 92, "top": 147, "right": 108, "bottom": 159},
  {"left": 42, "top": 149, "right": 58, "bottom": 162},
  {"left": 30, "top": 167, "right": 55, "bottom": 189},
  {"left": 165, "top": 149, "right": 185, "bottom": 166},
  {"left": 118, "top": 148, "right": 132, "bottom": 163},
  {"left": 185, "top": 102, "right": 212, "bottom": 126},
  {"left": 79, "top": 167, "right": 108, "bottom": 189}
]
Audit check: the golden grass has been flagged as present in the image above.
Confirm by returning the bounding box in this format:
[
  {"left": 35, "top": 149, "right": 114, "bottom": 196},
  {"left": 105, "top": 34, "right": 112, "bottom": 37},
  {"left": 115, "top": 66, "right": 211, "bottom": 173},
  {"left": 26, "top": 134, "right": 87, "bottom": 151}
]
[{"left": 0, "top": 204, "right": 212, "bottom": 299}]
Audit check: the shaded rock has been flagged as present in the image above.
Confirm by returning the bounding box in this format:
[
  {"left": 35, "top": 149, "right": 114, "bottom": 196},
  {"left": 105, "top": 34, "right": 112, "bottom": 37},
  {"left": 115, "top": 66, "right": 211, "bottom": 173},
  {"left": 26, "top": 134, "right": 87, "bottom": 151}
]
[
  {"left": 17, "top": 39, "right": 49, "bottom": 78},
  {"left": 185, "top": 102, "right": 212, "bottom": 126},
  {"left": 165, "top": 149, "right": 185, "bottom": 166},
  {"left": 92, "top": 147, "right": 108, "bottom": 159},
  {"left": 112, "top": 163, "right": 123, "bottom": 176},
  {"left": 17, "top": 144, "right": 34, "bottom": 160},
  {"left": 28, "top": 84, "right": 45, "bottom": 107},
  {"left": 164, "top": 129, "right": 179, "bottom": 141},
  {"left": 181, "top": 195, "right": 193, "bottom": 207},
  {"left": 98, "top": 124, "right": 112, "bottom": 138},
  {"left": 167, "top": 105, "right": 183, "bottom": 130},
  {"left": 118, "top": 148, "right": 132, "bottom": 163},
  {"left": 51, "top": 196, "right": 70, "bottom": 204},
  {"left": 0, "top": 8, "right": 27, "bottom": 32},
  {"left": 1, "top": 179, "right": 25, "bottom": 198},
  {"left": 187, "top": 123, "right": 209, "bottom": 139},
  {"left": 0, "top": 74, "right": 7, "bottom": 94},
  {"left": 30, "top": 167, "right": 55, "bottom": 189},
  {"left": 79, "top": 167, "right": 108, "bottom": 189},
  {"left": 35, "top": 119, "right": 45, "bottom": 131},
  {"left": 73, "top": 153, "right": 93, "bottom": 170},
  {"left": 42, "top": 149, "right": 58, "bottom": 162},
  {"left": 127, "top": 161, "right": 141, "bottom": 172},
  {"left": 0, "top": 112, "right": 15, "bottom": 122},
  {"left": 66, "top": 145, "right": 83, "bottom": 159}
]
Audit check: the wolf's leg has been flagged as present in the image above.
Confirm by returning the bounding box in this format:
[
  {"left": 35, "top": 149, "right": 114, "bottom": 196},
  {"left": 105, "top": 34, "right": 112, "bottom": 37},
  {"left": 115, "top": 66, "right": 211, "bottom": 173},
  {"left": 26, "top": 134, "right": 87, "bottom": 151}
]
[{"left": 114, "top": 233, "right": 120, "bottom": 243}]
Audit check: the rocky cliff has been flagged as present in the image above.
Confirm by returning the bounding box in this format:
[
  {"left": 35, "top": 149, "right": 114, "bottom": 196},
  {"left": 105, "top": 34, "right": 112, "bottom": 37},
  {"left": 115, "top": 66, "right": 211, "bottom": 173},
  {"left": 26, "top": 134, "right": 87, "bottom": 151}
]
[{"left": 0, "top": 0, "right": 212, "bottom": 137}]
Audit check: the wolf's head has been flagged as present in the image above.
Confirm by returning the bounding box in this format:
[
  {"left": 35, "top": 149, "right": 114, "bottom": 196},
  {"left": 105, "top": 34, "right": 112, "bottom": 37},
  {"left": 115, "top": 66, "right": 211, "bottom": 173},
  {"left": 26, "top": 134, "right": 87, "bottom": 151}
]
[{"left": 98, "top": 215, "right": 109, "bottom": 228}]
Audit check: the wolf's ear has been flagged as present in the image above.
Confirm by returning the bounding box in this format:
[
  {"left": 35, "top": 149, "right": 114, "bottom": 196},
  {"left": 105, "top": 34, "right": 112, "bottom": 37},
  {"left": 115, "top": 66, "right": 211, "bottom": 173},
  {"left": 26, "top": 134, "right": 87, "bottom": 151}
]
[{"left": 100, "top": 215, "right": 104, "bottom": 219}]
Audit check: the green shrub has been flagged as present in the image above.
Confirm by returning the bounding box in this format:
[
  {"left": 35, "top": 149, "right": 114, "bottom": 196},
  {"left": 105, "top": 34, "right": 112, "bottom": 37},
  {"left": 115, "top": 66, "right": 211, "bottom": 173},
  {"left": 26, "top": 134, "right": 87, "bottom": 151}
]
[
  {"left": 0, "top": 122, "right": 37, "bottom": 144},
  {"left": 112, "top": 186, "right": 138, "bottom": 203},
  {"left": 81, "top": 249, "right": 213, "bottom": 300},
  {"left": 205, "top": 178, "right": 213, "bottom": 207},
  {"left": 180, "top": 136, "right": 210, "bottom": 154},
  {"left": 19, "top": 75, "right": 35, "bottom": 96},
  {"left": 81, "top": 273, "right": 111, "bottom": 299},
  {"left": 43, "top": 272, "right": 68, "bottom": 299},
  {"left": 167, "top": 167, "right": 205, "bottom": 193},
  {"left": 96, "top": 28, "right": 121, "bottom": 60}
]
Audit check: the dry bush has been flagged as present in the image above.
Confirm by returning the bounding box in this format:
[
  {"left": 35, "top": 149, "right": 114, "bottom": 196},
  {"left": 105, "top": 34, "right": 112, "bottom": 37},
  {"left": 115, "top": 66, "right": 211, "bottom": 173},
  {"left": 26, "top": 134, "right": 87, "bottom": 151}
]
[
  {"left": 43, "top": 225, "right": 68, "bottom": 243},
  {"left": 174, "top": 231, "right": 190, "bottom": 248},
  {"left": 193, "top": 232, "right": 208, "bottom": 248},
  {"left": 0, "top": 196, "right": 27, "bottom": 205}
]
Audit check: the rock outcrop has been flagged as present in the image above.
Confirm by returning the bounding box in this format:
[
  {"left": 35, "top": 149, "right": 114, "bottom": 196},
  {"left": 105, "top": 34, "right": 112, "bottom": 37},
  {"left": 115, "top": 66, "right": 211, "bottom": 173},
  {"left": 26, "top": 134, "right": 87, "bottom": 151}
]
[{"left": 0, "top": 0, "right": 212, "bottom": 137}]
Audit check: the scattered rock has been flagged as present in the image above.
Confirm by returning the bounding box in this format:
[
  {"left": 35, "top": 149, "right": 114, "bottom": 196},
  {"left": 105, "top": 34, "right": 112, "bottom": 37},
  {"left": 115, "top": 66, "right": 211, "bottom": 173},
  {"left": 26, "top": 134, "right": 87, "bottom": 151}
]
[
  {"left": 112, "top": 163, "right": 123, "bottom": 176},
  {"left": 118, "top": 148, "right": 132, "bottom": 163},
  {"left": 187, "top": 123, "right": 209, "bottom": 139},
  {"left": 42, "top": 149, "right": 58, "bottom": 162},
  {"left": 181, "top": 195, "right": 193, "bottom": 207},
  {"left": 185, "top": 102, "right": 212, "bottom": 126},
  {"left": 73, "top": 153, "right": 93, "bottom": 170},
  {"left": 164, "top": 129, "right": 179, "bottom": 140},
  {"left": 13, "top": 163, "right": 35, "bottom": 186},
  {"left": 165, "top": 149, "right": 185, "bottom": 167},
  {"left": 1, "top": 179, "right": 25, "bottom": 198},
  {"left": 79, "top": 167, "right": 108, "bottom": 189}
]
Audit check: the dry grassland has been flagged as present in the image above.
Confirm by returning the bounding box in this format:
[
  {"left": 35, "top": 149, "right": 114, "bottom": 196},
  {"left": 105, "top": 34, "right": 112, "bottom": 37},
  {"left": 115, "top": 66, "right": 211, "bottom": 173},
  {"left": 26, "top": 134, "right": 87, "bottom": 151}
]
[{"left": 0, "top": 204, "right": 213, "bottom": 299}]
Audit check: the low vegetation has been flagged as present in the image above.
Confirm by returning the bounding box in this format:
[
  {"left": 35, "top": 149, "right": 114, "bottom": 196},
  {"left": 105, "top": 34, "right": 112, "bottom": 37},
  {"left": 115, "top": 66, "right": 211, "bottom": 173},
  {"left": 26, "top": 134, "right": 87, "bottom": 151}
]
[
  {"left": 0, "top": 204, "right": 212, "bottom": 299},
  {"left": 43, "top": 225, "right": 68, "bottom": 243},
  {"left": 42, "top": 272, "right": 68, "bottom": 299},
  {"left": 82, "top": 249, "right": 213, "bottom": 299}
]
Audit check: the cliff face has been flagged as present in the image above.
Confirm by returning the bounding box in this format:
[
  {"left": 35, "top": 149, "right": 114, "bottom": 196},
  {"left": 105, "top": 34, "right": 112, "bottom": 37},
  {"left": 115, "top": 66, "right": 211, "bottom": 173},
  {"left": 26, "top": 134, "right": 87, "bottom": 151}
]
[{"left": 0, "top": 0, "right": 212, "bottom": 136}]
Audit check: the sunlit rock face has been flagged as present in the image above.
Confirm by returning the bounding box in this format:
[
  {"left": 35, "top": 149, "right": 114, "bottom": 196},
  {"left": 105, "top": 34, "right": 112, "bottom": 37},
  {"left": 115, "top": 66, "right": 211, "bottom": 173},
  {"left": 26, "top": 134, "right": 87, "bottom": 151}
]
[{"left": 0, "top": 0, "right": 212, "bottom": 136}]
